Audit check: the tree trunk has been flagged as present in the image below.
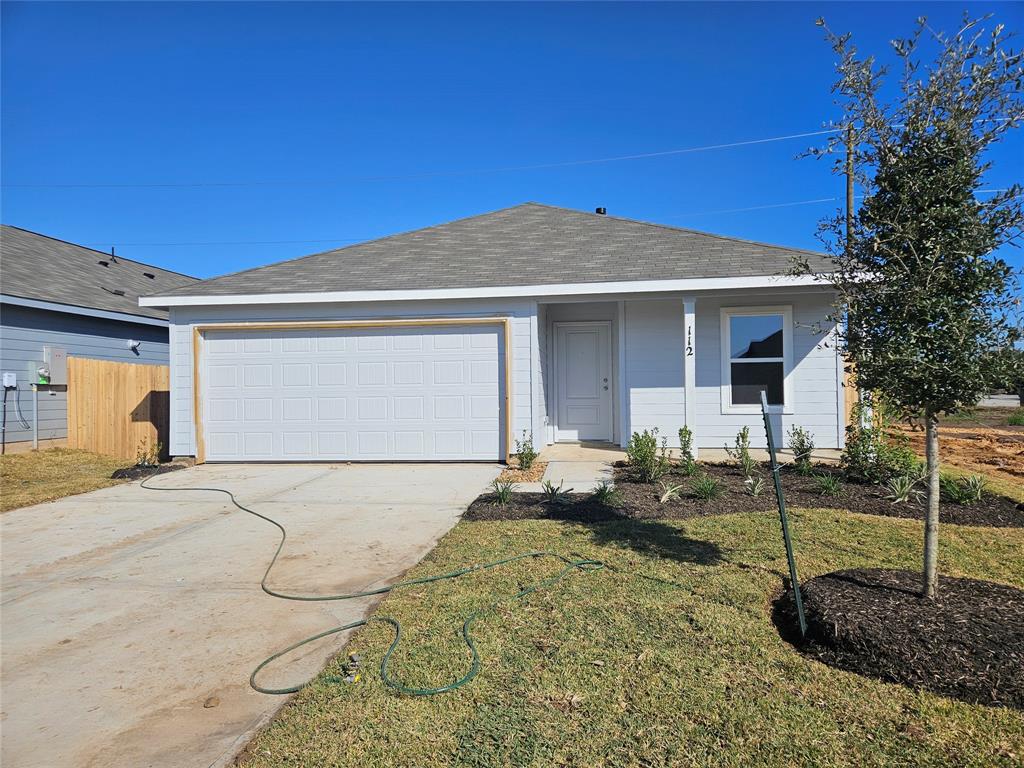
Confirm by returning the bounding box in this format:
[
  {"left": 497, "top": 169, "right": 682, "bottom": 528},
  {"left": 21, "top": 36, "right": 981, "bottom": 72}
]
[{"left": 923, "top": 411, "right": 940, "bottom": 599}]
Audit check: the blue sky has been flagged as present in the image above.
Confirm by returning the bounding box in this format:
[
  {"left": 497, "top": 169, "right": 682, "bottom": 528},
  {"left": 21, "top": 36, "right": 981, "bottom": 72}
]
[{"left": 2, "top": 1, "right": 1021, "bottom": 279}]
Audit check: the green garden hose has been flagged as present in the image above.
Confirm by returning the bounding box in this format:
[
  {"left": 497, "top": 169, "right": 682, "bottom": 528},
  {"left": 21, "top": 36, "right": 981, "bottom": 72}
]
[{"left": 140, "top": 474, "right": 604, "bottom": 696}]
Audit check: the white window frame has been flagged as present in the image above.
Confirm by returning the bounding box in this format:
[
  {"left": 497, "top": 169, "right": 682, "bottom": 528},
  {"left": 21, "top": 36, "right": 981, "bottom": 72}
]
[{"left": 720, "top": 305, "right": 794, "bottom": 415}]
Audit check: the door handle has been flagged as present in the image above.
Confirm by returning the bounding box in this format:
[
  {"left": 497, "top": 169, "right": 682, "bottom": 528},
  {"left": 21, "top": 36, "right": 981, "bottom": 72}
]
[{"left": 603, "top": 385, "right": 609, "bottom": 390}]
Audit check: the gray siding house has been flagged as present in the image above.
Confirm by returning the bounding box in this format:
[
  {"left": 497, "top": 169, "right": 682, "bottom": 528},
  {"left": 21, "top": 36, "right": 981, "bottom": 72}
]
[
  {"left": 142, "top": 203, "right": 847, "bottom": 464},
  {"left": 0, "top": 225, "right": 197, "bottom": 450}
]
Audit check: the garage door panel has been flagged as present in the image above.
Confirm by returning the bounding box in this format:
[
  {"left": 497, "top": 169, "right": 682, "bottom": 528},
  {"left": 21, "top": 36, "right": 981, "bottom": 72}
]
[{"left": 202, "top": 325, "right": 503, "bottom": 461}]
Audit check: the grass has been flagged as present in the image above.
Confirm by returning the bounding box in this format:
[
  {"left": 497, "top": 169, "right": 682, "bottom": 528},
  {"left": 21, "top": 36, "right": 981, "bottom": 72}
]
[
  {"left": 241, "top": 510, "right": 1024, "bottom": 767},
  {"left": 0, "top": 448, "right": 127, "bottom": 512}
]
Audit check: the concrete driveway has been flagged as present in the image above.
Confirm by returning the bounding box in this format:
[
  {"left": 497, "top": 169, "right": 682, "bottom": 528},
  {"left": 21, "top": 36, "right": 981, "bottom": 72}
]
[{"left": 1, "top": 462, "right": 498, "bottom": 768}]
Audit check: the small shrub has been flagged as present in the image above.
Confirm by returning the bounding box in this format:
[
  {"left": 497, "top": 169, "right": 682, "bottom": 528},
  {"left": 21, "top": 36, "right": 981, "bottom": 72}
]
[
  {"left": 690, "top": 473, "right": 723, "bottom": 501},
  {"left": 725, "top": 426, "right": 752, "bottom": 465},
  {"left": 626, "top": 428, "right": 670, "bottom": 483},
  {"left": 787, "top": 425, "right": 815, "bottom": 475},
  {"left": 841, "top": 406, "right": 922, "bottom": 484},
  {"left": 744, "top": 475, "right": 765, "bottom": 497},
  {"left": 812, "top": 472, "right": 842, "bottom": 497},
  {"left": 677, "top": 426, "right": 697, "bottom": 473},
  {"left": 738, "top": 452, "right": 759, "bottom": 481},
  {"left": 135, "top": 438, "right": 162, "bottom": 468},
  {"left": 940, "top": 473, "right": 987, "bottom": 506},
  {"left": 659, "top": 481, "right": 685, "bottom": 503},
  {"left": 591, "top": 480, "right": 622, "bottom": 506},
  {"left": 885, "top": 474, "right": 923, "bottom": 504},
  {"left": 491, "top": 478, "right": 517, "bottom": 506},
  {"left": 514, "top": 431, "right": 539, "bottom": 471},
  {"left": 1008, "top": 409, "right": 1024, "bottom": 426},
  {"left": 540, "top": 479, "right": 573, "bottom": 506}
]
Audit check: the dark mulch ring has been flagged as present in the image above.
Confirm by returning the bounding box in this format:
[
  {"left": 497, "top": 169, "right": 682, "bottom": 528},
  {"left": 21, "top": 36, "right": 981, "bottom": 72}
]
[
  {"left": 774, "top": 568, "right": 1024, "bottom": 709},
  {"left": 465, "top": 463, "right": 1024, "bottom": 527},
  {"left": 110, "top": 463, "right": 187, "bottom": 481}
]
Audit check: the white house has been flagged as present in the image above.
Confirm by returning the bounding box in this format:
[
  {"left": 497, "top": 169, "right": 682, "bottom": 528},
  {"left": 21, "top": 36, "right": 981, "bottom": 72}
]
[{"left": 141, "top": 203, "right": 847, "bottom": 463}]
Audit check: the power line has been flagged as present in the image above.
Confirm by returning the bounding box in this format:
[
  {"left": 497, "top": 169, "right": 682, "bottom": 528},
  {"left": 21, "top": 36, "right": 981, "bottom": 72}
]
[
  {"left": 78, "top": 189, "right": 1021, "bottom": 248},
  {"left": 3, "top": 128, "right": 841, "bottom": 190}
]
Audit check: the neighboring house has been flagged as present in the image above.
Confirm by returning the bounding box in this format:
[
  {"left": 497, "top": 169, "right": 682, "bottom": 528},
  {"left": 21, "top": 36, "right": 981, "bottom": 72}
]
[
  {"left": 0, "top": 225, "right": 198, "bottom": 450},
  {"left": 142, "top": 203, "right": 845, "bottom": 463}
]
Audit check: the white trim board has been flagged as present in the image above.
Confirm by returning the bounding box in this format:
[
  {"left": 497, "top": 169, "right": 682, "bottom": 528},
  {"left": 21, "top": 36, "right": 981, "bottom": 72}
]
[
  {"left": 1, "top": 294, "right": 169, "bottom": 327},
  {"left": 141, "top": 275, "right": 826, "bottom": 308}
]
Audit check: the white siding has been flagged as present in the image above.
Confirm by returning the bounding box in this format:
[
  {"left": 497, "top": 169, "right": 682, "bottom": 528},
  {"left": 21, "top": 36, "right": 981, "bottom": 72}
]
[
  {"left": 167, "top": 299, "right": 535, "bottom": 458},
  {"left": 624, "top": 298, "right": 686, "bottom": 445},
  {"left": 695, "top": 291, "right": 841, "bottom": 449}
]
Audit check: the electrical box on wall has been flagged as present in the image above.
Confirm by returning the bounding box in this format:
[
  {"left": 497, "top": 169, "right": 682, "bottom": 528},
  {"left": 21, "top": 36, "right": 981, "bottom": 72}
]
[
  {"left": 28, "top": 361, "right": 49, "bottom": 385},
  {"left": 42, "top": 346, "right": 68, "bottom": 385}
]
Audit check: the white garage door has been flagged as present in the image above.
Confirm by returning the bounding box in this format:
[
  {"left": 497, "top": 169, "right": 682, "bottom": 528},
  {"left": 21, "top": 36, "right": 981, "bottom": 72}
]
[{"left": 200, "top": 324, "right": 504, "bottom": 461}]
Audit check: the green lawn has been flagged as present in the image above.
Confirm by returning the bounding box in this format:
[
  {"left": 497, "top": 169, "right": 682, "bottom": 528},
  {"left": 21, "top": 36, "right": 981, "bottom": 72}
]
[{"left": 242, "top": 510, "right": 1024, "bottom": 767}]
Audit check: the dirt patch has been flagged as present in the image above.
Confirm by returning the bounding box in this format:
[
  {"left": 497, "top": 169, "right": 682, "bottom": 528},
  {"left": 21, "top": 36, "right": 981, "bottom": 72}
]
[
  {"left": 496, "top": 460, "right": 548, "bottom": 483},
  {"left": 111, "top": 463, "right": 188, "bottom": 481},
  {"left": 465, "top": 464, "right": 1024, "bottom": 527},
  {"left": 774, "top": 568, "right": 1024, "bottom": 709},
  {"left": 894, "top": 408, "right": 1024, "bottom": 500}
]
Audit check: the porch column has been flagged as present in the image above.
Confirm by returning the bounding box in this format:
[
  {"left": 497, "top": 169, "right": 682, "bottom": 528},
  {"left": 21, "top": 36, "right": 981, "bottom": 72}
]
[{"left": 683, "top": 296, "right": 698, "bottom": 458}]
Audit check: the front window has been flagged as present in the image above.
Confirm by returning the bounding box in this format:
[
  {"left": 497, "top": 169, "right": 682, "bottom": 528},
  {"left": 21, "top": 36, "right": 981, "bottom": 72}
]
[{"left": 722, "top": 307, "right": 791, "bottom": 410}]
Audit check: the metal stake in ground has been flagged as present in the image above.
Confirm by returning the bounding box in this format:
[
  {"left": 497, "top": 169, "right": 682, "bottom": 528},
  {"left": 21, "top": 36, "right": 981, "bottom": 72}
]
[{"left": 760, "top": 390, "right": 807, "bottom": 637}]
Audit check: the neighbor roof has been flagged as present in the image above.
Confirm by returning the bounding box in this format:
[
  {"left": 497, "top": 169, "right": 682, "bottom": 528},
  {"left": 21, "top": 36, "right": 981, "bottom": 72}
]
[
  {"left": 152, "top": 203, "right": 832, "bottom": 300},
  {"left": 1, "top": 225, "right": 198, "bottom": 321}
]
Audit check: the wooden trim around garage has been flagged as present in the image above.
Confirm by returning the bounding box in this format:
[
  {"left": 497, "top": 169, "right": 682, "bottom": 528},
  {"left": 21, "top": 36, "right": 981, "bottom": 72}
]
[{"left": 190, "top": 317, "right": 515, "bottom": 465}]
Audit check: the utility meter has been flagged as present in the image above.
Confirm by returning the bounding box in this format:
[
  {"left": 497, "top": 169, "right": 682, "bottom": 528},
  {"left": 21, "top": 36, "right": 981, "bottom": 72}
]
[{"left": 28, "top": 362, "right": 50, "bottom": 385}]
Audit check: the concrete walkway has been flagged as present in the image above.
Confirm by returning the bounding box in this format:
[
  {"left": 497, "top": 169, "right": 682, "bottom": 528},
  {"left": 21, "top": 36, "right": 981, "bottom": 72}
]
[
  {"left": 517, "top": 443, "right": 623, "bottom": 493},
  {"left": 0, "top": 463, "right": 498, "bottom": 768}
]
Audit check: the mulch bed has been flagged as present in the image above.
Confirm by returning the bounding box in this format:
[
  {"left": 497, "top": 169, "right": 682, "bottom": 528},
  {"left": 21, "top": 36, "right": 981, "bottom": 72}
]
[
  {"left": 774, "top": 568, "right": 1024, "bottom": 709},
  {"left": 465, "top": 463, "right": 1024, "bottom": 527},
  {"left": 110, "top": 463, "right": 188, "bottom": 481}
]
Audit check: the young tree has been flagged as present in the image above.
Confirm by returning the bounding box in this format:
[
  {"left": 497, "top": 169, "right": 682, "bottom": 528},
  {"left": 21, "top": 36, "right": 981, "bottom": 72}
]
[{"left": 796, "top": 14, "right": 1024, "bottom": 599}]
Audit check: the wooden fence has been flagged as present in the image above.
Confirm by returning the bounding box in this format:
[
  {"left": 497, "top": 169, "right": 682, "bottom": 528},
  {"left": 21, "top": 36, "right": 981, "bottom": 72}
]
[{"left": 67, "top": 357, "right": 170, "bottom": 461}]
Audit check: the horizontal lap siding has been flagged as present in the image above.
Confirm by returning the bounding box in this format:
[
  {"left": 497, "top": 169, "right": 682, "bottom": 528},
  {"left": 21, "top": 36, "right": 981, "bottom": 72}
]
[
  {"left": 168, "top": 299, "right": 536, "bottom": 458},
  {"left": 624, "top": 299, "right": 685, "bottom": 445},
  {"left": 0, "top": 304, "right": 170, "bottom": 443},
  {"left": 694, "top": 292, "right": 841, "bottom": 449}
]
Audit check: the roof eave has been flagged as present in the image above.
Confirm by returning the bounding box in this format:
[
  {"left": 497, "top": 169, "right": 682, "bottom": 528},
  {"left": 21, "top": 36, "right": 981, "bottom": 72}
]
[{"left": 141, "top": 274, "right": 831, "bottom": 308}]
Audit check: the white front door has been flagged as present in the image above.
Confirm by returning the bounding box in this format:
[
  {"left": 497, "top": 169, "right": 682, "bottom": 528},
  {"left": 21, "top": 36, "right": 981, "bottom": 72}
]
[{"left": 554, "top": 322, "right": 613, "bottom": 442}]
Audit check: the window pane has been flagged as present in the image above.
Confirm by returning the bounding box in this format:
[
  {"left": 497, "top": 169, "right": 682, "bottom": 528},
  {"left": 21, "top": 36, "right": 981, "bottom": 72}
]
[
  {"left": 731, "top": 362, "right": 784, "bottom": 405},
  {"left": 730, "top": 314, "right": 784, "bottom": 358}
]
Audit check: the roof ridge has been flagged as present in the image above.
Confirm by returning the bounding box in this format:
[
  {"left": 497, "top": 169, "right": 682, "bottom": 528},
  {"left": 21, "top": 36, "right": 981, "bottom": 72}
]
[
  {"left": 0, "top": 224, "right": 199, "bottom": 280},
  {"left": 519, "top": 202, "right": 825, "bottom": 257}
]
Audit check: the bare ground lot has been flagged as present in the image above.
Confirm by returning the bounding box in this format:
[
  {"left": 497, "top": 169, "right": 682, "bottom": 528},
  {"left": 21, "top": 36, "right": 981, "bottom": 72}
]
[{"left": 895, "top": 407, "right": 1024, "bottom": 502}]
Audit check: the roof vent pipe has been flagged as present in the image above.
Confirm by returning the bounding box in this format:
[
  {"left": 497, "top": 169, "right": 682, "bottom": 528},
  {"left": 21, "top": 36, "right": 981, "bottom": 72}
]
[{"left": 595, "top": 207, "right": 607, "bottom": 215}]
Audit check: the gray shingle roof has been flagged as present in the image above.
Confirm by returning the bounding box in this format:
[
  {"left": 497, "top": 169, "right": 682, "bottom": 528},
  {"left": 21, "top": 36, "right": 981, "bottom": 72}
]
[
  {"left": 1, "top": 225, "right": 197, "bottom": 321},
  {"left": 153, "top": 203, "right": 832, "bottom": 299}
]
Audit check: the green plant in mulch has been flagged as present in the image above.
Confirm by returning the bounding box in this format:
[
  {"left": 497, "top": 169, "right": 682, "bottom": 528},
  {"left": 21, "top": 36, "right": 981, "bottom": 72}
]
[
  {"left": 590, "top": 480, "right": 622, "bottom": 506},
  {"left": 491, "top": 478, "right": 517, "bottom": 506},
  {"left": 625, "top": 428, "right": 670, "bottom": 483},
  {"left": 690, "top": 472, "right": 724, "bottom": 501},
  {"left": 1008, "top": 409, "right": 1024, "bottom": 427},
  {"left": 940, "top": 473, "right": 987, "bottom": 506},
  {"left": 886, "top": 473, "right": 923, "bottom": 505},
  {"left": 787, "top": 425, "right": 815, "bottom": 475},
  {"left": 677, "top": 426, "right": 697, "bottom": 475},
  {"left": 540, "top": 479, "right": 573, "bottom": 507},
  {"left": 744, "top": 475, "right": 765, "bottom": 497},
  {"left": 813, "top": 472, "right": 843, "bottom": 498},
  {"left": 514, "top": 430, "right": 539, "bottom": 471},
  {"left": 658, "top": 481, "right": 685, "bottom": 504}
]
